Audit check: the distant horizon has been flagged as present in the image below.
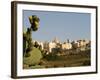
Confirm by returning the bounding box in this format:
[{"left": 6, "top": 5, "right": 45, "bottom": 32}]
[
  {"left": 23, "top": 10, "right": 91, "bottom": 42},
  {"left": 32, "top": 37, "right": 90, "bottom": 43}
]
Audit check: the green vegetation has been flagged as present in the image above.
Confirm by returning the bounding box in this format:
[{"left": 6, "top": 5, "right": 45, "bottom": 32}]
[
  {"left": 23, "top": 49, "right": 90, "bottom": 69},
  {"left": 40, "top": 50, "right": 90, "bottom": 68},
  {"left": 23, "top": 47, "right": 43, "bottom": 66}
]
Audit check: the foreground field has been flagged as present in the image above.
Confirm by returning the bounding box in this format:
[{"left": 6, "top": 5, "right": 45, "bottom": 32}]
[{"left": 23, "top": 49, "right": 90, "bottom": 69}]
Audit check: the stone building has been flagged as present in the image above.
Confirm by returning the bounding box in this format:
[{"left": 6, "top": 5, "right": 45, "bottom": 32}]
[{"left": 61, "top": 42, "right": 72, "bottom": 50}]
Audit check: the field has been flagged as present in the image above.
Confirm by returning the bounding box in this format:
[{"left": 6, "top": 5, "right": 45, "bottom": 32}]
[
  {"left": 23, "top": 49, "right": 91, "bottom": 69},
  {"left": 41, "top": 49, "right": 90, "bottom": 68}
]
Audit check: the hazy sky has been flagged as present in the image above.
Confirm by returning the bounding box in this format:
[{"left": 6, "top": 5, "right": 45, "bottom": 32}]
[{"left": 23, "top": 10, "right": 91, "bottom": 42}]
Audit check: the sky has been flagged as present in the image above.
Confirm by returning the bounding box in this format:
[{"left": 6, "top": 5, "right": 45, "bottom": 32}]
[{"left": 23, "top": 10, "right": 91, "bottom": 42}]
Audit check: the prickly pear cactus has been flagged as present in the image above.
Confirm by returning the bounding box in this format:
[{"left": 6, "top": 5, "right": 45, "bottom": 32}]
[{"left": 23, "top": 47, "right": 43, "bottom": 65}]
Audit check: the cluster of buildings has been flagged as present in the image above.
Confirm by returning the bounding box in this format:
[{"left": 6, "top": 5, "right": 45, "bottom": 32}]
[{"left": 33, "top": 38, "right": 91, "bottom": 54}]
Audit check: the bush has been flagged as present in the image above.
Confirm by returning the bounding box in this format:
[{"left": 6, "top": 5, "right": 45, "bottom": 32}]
[{"left": 83, "top": 60, "right": 90, "bottom": 66}]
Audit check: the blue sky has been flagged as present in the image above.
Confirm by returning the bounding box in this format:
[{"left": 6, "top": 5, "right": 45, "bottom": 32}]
[{"left": 23, "top": 10, "right": 91, "bottom": 42}]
